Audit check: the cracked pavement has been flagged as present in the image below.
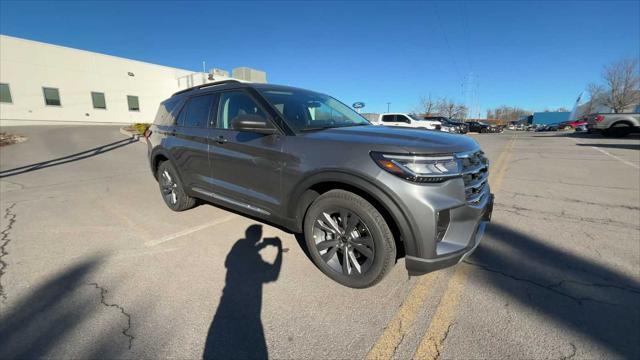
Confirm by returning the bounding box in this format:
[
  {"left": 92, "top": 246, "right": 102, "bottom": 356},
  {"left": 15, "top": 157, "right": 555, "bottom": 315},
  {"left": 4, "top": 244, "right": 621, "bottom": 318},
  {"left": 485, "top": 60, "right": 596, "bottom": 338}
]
[{"left": 0, "top": 126, "right": 638, "bottom": 359}]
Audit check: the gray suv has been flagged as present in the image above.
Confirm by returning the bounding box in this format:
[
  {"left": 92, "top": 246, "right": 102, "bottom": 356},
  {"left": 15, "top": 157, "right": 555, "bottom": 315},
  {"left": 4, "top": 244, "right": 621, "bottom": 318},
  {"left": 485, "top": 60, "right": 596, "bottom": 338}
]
[{"left": 147, "top": 80, "right": 493, "bottom": 288}]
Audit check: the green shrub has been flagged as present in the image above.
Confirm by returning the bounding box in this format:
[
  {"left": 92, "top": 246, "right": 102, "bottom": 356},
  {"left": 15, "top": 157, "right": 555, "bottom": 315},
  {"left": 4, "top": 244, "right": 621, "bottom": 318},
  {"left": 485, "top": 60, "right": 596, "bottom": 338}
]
[{"left": 131, "top": 123, "right": 151, "bottom": 134}]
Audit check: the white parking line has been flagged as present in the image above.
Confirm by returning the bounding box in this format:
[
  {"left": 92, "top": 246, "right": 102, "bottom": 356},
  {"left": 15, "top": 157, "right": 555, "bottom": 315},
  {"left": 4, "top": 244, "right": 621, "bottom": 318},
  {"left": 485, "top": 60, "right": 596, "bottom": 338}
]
[
  {"left": 591, "top": 146, "right": 640, "bottom": 169},
  {"left": 145, "top": 214, "right": 238, "bottom": 247}
]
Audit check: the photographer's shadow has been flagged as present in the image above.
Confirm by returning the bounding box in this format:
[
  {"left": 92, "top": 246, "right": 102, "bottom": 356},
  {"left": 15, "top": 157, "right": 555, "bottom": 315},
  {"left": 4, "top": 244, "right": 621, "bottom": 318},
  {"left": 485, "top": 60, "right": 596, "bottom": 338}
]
[{"left": 203, "top": 224, "right": 283, "bottom": 360}]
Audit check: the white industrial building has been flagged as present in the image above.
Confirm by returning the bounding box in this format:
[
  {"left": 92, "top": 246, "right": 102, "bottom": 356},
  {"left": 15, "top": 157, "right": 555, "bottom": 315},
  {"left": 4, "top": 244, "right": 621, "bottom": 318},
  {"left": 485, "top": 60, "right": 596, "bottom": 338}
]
[{"left": 0, "top": 35, "right": 267, "bottom": 126}]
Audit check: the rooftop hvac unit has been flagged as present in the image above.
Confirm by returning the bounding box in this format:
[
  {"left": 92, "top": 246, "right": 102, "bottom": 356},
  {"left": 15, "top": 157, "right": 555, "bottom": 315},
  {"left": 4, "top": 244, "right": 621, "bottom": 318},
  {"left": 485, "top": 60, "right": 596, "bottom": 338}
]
[
  {"left": 210, "top": 68, "right": 229, "bottom": 77},
  {"left": 232, "top": 67, "right": 267, "bottom": 83}
]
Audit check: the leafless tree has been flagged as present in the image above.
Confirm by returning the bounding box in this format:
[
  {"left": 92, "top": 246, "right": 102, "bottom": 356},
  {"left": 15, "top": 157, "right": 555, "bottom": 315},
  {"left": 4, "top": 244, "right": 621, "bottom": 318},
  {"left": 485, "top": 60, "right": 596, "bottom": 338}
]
[
  {"left": 486, "top": 105, "right": 530, "bottom": 121},
  {"left": 418, "top": 94, "right": 437, "bottom": 115},
  {"left": 601, "top": 58, "right": 640, "bottom": 113},
  {"left": 435, "top": 98, "right": 467, "bottom": 119},
  {"left": 580, "top": 83, "right": 605, "bottom": 116}
]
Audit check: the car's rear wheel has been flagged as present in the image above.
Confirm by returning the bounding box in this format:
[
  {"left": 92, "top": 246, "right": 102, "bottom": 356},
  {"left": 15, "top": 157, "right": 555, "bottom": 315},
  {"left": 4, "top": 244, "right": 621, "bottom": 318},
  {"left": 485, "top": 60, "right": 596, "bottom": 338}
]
[
  {"left": 603, "top": 124, "right": 630, "bottom": 138},
  {"left": 157, "top": 161, "right": 196, "bottom": 211},
  {"left": 303, "top": 190, "right": 396, "bottom": 288}
]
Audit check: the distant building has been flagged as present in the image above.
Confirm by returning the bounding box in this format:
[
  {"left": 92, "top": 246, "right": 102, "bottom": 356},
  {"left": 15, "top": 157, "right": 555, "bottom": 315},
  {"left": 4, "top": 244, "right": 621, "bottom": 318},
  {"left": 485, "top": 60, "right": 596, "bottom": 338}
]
[
  {"left": 0, "top": 35, "right": 267, "bottom": 126},
  {"left": 530, "top": 111, "right": 571, "bottom": 125}
]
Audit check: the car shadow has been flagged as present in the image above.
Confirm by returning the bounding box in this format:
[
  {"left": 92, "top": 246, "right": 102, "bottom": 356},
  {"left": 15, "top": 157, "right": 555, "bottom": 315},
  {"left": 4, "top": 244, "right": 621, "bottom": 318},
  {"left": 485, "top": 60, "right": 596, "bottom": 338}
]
[
  {"left": 203, "top": 224, "right": 283, "bottom": 360},
  {"left": 466, "top": 223, "right": 640, "bottom": 358},
  {"left": 0, "top": 258, "right": 100, "bottom": 358},
  {"left": 0, "top": 137, "right": 137, "bottom": 178},
  {"left": 576, "top": 143, "right": 640, "bottom": 150}
]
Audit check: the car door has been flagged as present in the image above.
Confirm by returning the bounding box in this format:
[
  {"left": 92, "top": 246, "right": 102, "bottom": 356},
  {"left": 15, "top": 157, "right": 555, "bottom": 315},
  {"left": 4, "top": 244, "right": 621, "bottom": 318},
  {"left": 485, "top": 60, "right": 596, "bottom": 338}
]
[
  {"left": 169, "top": 93, "right": 216, "bottom": 191},
  {"left": 396, "top": 114, "right": 415, "bottom": 127},
  {"left": 207, "top": 89, "right": 285, "bottom": 216}
]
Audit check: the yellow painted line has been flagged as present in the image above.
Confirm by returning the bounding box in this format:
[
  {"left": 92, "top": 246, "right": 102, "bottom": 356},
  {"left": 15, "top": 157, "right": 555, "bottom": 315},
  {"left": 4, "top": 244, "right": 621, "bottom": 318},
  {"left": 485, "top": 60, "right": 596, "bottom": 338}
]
[
  {"left": 412, "top": 265, "right": 471, "bottom": 359},
  {"left": 413, "top": 134, "right": 517, "bottom": 360},
  {"left": 366, "top": 273, "right": 440, "bottom": 360},
  {"left": 365, "top": 135, "right": 517, "bottom": 360}
]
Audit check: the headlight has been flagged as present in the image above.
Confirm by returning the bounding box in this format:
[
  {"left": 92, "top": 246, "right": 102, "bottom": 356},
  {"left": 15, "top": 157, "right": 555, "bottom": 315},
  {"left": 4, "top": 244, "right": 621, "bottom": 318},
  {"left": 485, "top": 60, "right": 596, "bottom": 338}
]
[{"left": 370, "top": 152, "right": 461, "bottom": 183}]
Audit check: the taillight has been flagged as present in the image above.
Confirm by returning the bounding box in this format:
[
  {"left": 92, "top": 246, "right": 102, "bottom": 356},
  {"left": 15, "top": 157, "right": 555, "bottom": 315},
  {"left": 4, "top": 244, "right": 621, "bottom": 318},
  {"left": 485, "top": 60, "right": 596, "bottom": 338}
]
[
  {"left": 144, "top": 129, "right": 152, "bottom": 138},
  {"left": 595, "top": 115, "right": 604, "bottom": 122}
]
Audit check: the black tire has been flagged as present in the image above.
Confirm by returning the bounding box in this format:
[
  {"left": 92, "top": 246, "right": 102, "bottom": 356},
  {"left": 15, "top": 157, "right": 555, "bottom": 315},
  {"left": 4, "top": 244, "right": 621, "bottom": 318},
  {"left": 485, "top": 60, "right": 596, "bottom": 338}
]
[
  {"left": 480, "top": 128, "right": 487, "bottom": 133},
  {"left": 303, "top": 190, "right": 396, "bottom": 288},
  {"left": 603, "top": 124, "right": 630, "bottom": 138},
  {"left": 156, "top": 161, "right": 196, "bottom": 211}
]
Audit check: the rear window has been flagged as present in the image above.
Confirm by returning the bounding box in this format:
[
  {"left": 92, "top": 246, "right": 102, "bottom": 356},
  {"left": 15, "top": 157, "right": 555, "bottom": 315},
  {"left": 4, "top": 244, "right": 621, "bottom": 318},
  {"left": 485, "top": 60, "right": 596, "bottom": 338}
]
[{"left": 153, "top": 98, "right": 182, "bottom": 125}]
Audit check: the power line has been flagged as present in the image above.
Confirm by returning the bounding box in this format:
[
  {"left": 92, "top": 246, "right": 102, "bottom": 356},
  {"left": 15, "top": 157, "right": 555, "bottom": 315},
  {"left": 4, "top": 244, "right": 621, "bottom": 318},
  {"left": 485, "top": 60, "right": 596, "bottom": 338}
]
[{"left": 433, "top": 2, "right": 463, "bottom": 84}]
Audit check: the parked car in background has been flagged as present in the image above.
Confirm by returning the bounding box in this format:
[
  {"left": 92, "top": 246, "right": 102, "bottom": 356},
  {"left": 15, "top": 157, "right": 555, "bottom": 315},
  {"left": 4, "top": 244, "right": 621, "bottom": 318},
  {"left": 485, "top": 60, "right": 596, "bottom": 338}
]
[
  {"left": 575, "top": 124, "right": 588, "bottom": 132},
  {"left": 586, "top": 112, "right": 640, "bottom": 137},
  {"left": 421, "top": 116, "right": 459, "bottom": 133},
  {"left": 559, "top": 119, "right": 587, "bottom": 130},
  {"left": 147, "top": 80, "right": 493, "bottom": 288},
  {"left": 466, "top": 121, "right": 491, "bottom": 133},
  {"left": 446, "top": 119, "right": 469, "bottom": 134},
  {"left": 371, "top": 113, "right": 441, "bottom": 130}
]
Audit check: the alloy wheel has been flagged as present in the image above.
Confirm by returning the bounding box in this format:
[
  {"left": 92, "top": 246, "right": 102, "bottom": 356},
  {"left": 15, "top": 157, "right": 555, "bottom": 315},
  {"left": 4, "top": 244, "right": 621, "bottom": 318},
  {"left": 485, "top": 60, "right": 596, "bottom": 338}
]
[
  {"left": 160, "top": 170, "right": 178, "bottom": 205},
  {"left": 312, "top": 208, "right": 375, "bottom": 276}
]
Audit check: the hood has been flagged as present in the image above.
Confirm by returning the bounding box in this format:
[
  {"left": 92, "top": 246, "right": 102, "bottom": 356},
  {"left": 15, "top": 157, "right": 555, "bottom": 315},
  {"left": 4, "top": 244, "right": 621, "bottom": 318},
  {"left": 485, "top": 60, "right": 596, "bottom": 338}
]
[{"left": 299, "top": 125, "right": 479, "bottom": 154}]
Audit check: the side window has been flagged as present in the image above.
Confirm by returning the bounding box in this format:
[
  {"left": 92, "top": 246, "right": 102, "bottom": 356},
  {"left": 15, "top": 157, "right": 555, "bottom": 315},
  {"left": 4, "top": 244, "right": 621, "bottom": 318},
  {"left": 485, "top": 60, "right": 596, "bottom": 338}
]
[
  {"left": 0, "top": 83, "right": 12, "bottom": 103},
  {"left": 91, "top": 92, "right": 106, "bottom": 109},
  {"left": 43, "top": 87, "right": 61, "bottom": 106},
  {"left": 397, "top": 115, "right": 410, "bottom": 123},
  {"left": 381, "top": 115, "right": 395, "bottom": 122},
  {"left": 180, "top": 94, "right": 214, "bottom": 128},
  {"left": 127, "top": 95, "right": 140, "bottom": 111},
  {"left": 217, "top": 91, "right": 266, "bottom": 129},
  {"left": 153, "top": 98, "right": 181, "bottom": 125}
]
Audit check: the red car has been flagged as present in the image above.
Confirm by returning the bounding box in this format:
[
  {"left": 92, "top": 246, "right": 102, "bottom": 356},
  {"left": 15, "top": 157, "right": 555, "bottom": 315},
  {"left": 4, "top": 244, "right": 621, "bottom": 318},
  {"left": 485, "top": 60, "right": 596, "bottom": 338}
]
[{"left": 559, "top": 118, "right": 587, "bottom": 130}]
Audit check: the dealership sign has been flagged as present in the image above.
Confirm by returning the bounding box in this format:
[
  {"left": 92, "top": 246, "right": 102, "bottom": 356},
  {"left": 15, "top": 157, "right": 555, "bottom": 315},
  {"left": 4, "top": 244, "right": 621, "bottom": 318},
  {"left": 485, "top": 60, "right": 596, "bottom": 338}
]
[{"left": 352, "top": 102, "right": 365, "bottom": 109}]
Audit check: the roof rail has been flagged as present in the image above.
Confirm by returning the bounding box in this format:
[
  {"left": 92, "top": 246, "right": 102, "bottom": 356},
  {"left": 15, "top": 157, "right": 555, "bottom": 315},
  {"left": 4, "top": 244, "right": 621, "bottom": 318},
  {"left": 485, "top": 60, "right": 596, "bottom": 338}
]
[{"left": 172, "top": 79, "right": 242, "bottom": 96}]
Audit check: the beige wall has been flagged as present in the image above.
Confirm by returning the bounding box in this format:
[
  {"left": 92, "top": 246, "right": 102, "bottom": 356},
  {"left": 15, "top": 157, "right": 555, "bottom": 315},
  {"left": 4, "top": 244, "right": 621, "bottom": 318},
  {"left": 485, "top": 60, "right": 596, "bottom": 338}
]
[{"left": 0, "top": 35, "right": 195, "bottom": 126}]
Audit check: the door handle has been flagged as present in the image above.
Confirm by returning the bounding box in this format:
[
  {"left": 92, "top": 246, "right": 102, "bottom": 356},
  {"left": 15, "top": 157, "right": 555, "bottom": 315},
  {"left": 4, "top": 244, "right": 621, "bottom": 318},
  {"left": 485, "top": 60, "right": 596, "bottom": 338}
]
[{"left": 215, "top": 136, "right": 228, "bottom": 144}]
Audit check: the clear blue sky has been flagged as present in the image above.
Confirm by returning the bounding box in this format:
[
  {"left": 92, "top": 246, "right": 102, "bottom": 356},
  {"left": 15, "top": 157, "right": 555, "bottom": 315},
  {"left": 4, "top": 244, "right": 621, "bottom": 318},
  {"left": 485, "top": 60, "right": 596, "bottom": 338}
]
[{"left": 1, "top": 1, "right": 638, "bottom": 115}]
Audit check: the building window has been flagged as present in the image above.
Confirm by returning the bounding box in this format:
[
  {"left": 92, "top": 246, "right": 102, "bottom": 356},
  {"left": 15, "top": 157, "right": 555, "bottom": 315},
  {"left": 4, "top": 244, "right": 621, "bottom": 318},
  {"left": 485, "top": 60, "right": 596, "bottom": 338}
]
[
  {"left": 127, "top": 95, "right": 140, "bottom": 111},
  {"left": 43, "top": 87, "right": 61, "bottom": 106},
  {"left": 91, "top": 92, "right": 107, "bottom": 109},
  {"left": 0, "top": 83, "right": 12, "bottom": 103}
]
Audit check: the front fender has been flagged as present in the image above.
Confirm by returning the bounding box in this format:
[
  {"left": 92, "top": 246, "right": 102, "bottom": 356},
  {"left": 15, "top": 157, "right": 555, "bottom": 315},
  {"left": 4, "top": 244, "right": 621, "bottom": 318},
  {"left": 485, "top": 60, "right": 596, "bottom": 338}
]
[{"left": 287, "top": 170, "right": 418, "bottom": 256}]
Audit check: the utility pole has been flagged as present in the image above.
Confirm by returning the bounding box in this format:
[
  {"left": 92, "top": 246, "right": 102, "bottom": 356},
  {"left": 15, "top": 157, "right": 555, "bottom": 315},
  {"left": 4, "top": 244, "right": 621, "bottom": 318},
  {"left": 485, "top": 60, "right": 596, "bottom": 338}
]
[{"left": 386, "top": 102, "right": 391, "bottom": 112}]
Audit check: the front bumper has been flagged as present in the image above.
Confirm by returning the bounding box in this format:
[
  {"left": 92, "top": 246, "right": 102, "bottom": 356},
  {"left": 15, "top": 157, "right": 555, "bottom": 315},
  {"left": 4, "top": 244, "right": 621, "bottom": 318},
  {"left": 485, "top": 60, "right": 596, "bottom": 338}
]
[{"left": 405, "top": 193, "right": 493, "bottom": 276}]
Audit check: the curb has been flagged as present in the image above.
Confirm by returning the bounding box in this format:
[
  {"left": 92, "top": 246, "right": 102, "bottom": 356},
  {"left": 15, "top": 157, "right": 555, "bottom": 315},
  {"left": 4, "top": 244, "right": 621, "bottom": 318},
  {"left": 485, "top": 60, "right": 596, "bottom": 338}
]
[{"left": 119, "top": 127, "right": 146, "bottom": 143}]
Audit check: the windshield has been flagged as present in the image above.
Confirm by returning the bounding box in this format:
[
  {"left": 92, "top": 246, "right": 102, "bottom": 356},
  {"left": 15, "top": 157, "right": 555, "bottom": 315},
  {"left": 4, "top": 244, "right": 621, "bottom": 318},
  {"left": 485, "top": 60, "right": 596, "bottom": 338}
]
[{"left": 258, "top": 89, "right": 370, "bottom": 132}]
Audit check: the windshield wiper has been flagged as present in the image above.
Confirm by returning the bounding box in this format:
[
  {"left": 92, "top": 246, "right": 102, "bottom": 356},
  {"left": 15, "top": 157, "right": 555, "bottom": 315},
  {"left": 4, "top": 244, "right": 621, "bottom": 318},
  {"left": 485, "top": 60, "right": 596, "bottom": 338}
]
[{"left": 299, "top": 126, "right": 336, "bottom": 132}]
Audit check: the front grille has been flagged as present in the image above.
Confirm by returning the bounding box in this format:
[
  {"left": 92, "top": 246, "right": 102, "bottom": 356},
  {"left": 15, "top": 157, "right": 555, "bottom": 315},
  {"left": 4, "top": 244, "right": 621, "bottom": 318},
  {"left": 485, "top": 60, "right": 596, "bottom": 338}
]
[{"left": 457, "top": 150, "right": 489, "bottom": 205}]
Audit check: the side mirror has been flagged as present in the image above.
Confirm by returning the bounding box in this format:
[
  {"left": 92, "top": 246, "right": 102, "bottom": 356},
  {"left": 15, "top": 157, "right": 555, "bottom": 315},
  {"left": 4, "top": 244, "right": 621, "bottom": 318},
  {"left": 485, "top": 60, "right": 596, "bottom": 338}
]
[{"left": 231, "top": 114, "right": 277, "bottom": 135}]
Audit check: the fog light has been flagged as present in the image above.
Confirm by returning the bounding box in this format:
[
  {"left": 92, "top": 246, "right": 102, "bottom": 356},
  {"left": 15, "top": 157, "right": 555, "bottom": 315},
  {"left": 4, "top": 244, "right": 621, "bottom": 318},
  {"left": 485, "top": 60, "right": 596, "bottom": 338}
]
[{"left": 436, "top": 209, "right": 450, "bottom": 242}]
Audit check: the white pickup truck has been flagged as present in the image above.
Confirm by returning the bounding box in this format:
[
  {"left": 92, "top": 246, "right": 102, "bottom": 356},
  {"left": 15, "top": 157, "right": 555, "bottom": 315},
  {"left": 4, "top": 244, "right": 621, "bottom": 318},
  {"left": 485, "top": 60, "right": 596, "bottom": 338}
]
[
  {"left": 368, "top": 113, "right": 442, "bottom": 130},
  {"left": 586, "top": 112, "right": 640, "bottom": 137}
]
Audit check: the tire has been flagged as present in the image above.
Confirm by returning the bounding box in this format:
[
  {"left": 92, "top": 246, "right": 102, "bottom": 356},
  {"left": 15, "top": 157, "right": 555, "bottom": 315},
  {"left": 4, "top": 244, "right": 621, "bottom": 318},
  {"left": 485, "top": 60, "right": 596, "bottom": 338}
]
[
  {"left": 156, "top": 161, "right": 196, "bottom": 211},
  {"left": 303, "top": 190, "right": 396, "bottom": 288},
  {"left": 480, "top": 128, "right": 487, "bottom": 133},
  {"left": 603, "top": 124, "right": 630, "bottom": 138}
]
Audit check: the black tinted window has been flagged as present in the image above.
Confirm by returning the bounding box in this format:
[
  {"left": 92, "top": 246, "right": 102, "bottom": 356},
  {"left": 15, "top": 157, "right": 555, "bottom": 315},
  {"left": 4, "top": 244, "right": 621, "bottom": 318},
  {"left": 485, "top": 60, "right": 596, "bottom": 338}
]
[
  {"left": 183, "top": 95, "right": 214, "bottom": 128},
  {"left": 381, "top": 115, "right": 395, "bottom": 122},
  {"left": 154, "top": 98, "right": 181, "bottom": 125},
  {"left": 217, "top": 91, "right": 266, "bottom": 129}
]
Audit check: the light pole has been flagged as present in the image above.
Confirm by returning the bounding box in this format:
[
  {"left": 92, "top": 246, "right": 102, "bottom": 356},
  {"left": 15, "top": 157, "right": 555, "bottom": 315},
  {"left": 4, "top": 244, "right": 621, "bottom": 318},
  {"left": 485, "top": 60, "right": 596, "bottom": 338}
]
[{"left": 386, "top": 102, "right": 391, "bottom": 112}]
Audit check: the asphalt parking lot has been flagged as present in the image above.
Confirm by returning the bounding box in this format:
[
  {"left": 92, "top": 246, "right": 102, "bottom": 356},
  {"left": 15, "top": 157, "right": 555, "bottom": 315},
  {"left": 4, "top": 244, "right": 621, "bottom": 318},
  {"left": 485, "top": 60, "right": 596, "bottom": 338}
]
[{"left": 1, "top": 126, "right": 638, "bottom": 359}]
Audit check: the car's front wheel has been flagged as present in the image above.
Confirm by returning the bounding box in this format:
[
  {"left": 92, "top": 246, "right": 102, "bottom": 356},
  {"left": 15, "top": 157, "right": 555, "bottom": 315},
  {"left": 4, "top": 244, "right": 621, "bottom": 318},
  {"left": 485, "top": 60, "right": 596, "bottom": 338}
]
[
  {"left": 303, "top": 190, "right": 396, "bottom": 288},
  {"left": 157, "top": 161, "right": 196, "bottom": 211}
]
